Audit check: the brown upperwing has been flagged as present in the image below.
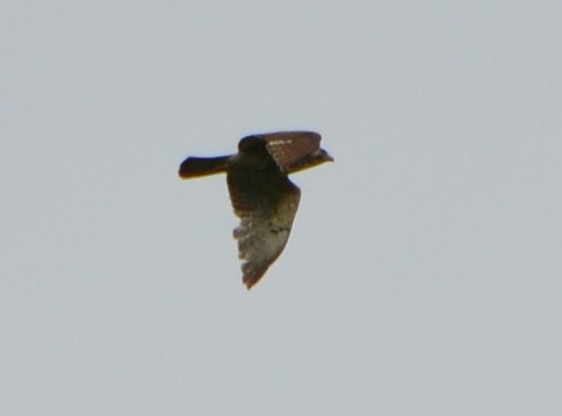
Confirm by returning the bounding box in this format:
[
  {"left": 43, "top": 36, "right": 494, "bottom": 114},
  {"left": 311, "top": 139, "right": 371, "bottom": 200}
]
[{"left": 238, "top": 131, "right": 322, "bottom": 173}]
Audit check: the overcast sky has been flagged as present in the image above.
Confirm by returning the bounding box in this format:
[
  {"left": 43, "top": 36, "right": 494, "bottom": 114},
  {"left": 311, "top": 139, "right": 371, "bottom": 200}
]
[{"left": 2, "top": 1, "right": 562, "bottom": 415}]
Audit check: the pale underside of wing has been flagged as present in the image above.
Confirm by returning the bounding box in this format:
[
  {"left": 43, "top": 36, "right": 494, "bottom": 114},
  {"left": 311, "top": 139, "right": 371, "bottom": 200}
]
[
  {"left": 226, "top": 171, "right": 301, "bottom": 289},
  {"left": 238, "top": 131, "right": 321, "bottom": 173}
]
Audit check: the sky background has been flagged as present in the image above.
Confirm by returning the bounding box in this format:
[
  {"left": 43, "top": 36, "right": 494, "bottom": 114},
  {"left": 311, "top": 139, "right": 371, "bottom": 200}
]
[{"left": 2, "top": 1, "right": 562, "bottom": 415}]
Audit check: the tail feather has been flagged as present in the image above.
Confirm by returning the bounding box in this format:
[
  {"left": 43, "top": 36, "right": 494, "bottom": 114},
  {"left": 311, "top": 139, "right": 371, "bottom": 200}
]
[{"left": 178, "top": 155, "right": 231, "bottom": 179}]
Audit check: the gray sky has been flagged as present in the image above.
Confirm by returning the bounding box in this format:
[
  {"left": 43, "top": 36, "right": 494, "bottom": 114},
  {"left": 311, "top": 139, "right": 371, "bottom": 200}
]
[{"left": 2, "top": 1, "right": 561, "bottom": 414}]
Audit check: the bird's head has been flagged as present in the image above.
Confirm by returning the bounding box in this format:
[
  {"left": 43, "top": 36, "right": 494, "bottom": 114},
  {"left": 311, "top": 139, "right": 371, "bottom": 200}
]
[
  {"left": 313, "top": 148, "right": 334, "bottom": 164},
  {"left": 287, "top": 148, "right": 334, "bottom": 173}
]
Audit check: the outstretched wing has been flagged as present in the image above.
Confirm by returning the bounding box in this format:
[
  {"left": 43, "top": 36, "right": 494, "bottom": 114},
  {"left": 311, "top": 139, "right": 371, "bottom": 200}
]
[
  {"left": 238, "top": 131, "right": 321, "bottom": 173},
  {"left": 227, "top": 170, "right": 301, "bottom": 289}
]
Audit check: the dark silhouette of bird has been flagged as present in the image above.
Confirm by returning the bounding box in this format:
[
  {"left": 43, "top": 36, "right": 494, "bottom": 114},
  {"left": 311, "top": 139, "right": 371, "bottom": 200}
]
[{"left": 179, "top": 131, "right": 333, "bottom": 289}]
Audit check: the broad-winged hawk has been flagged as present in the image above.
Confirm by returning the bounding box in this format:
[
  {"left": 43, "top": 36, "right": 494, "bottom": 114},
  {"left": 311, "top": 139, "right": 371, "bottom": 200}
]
[{"left": 179, "top": 131, "right": 333, "bottom": 289}]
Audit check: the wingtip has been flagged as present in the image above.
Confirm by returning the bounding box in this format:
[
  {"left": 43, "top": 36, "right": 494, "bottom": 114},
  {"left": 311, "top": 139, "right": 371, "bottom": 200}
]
[
  {"left": 242, "top": 271, "right": 265, "bottom": 291},
  {"left": 243, "top": 276, "right": 258, "bottom": 290}
]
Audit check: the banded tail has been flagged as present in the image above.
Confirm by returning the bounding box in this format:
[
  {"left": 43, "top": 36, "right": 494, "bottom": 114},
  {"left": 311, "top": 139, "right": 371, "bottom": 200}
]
[{"left": 178, "top": 155, "right": 231, "bottom": 179}]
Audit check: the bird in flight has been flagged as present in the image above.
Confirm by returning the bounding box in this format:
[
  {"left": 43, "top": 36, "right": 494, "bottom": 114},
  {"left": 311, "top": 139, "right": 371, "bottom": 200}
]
[{"left": 178, "top": 131, "right": 333, "bottom": 289}]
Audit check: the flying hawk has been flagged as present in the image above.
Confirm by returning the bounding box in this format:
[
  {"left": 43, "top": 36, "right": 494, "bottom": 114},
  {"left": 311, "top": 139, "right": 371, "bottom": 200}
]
[{"left": 179, "top": 131, "right": 333, "bottom": 289}]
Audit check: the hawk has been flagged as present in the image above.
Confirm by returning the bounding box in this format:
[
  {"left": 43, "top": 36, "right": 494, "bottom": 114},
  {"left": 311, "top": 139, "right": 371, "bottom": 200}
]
[{"left": 178, "top": 131, "right": 333, "bottom": 289}]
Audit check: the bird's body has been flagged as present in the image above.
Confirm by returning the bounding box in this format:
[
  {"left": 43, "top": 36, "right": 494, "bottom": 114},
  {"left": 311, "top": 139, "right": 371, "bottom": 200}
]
[{"left": 179, "top": 131, "right": 333, "bottom": 289}]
